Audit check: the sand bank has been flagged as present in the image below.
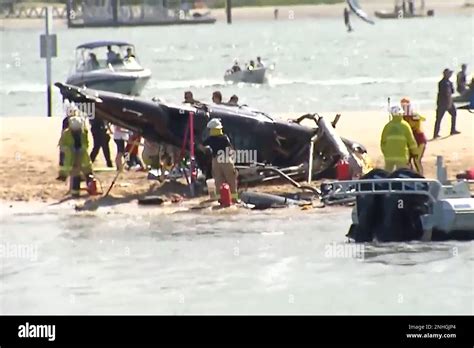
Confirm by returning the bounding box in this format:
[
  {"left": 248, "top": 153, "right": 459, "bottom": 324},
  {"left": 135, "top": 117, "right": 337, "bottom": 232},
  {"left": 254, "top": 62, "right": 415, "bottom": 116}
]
[
  {"left": 0, "top": 109, "right": 472, "bottom": 203},
  {"left": 1, "top": 0, "right": 471, "bottom": 30}
]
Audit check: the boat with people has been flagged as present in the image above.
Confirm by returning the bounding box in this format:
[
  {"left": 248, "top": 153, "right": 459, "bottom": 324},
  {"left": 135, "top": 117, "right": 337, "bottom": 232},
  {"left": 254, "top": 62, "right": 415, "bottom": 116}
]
[
  {"left": 322, "top": 168, "right": 474, "bottom": 242},
  {"left": 224, "top": 58, "right": 272, "bottom": 84},
  {"left": 65, "top": 41, "right": 152, "bottom": 96},
  {"left": 224, "top": 67, "right": 267, "bottom": 84}
]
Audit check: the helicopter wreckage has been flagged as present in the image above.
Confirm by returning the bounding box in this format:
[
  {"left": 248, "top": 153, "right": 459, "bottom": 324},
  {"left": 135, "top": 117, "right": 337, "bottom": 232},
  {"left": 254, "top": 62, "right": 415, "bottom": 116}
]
[{"left": 55, "top": 82, "right": 373, "bottom": 194}]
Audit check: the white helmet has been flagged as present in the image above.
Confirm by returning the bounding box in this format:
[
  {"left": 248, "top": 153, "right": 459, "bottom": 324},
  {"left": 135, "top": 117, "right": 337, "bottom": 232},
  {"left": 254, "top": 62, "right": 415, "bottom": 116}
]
[
  {"left": 207, "top": 118, "right": 223, "bottom": 129},
  {"left": 390, "top": 106, "right": 402, "bottom": 116},
  {"left": 69, "top": 116, "right": 83, "bottom": 131}
]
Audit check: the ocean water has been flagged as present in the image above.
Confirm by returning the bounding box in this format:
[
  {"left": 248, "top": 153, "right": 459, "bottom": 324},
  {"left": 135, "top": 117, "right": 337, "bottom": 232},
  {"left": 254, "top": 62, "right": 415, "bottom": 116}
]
[
  {"left": 0, "top": 203, "right": 472, "bottom": 314},
  {"left": 0, "top": 15, "right": 472, "bottom": 117}
]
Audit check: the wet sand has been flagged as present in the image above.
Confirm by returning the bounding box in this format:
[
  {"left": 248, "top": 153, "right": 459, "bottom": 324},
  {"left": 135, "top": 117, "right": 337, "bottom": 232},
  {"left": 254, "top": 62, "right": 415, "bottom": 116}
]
[{"left": 1, "top": 109, "right": 472, "bottom": 203}]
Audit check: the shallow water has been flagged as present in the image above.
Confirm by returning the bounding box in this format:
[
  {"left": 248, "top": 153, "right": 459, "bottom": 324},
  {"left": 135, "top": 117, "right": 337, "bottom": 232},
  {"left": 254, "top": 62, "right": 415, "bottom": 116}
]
[
  {"left": 1, "top": 15, "right": 472, "bottom": 116},
  {"left": 0, "top": 203, "right": 472, "bottom": 314}
]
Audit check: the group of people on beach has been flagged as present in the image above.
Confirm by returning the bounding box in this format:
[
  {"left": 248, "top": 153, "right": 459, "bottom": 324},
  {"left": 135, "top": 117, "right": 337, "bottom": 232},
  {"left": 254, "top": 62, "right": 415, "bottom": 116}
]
[{"left": 380, "top": 64, "right": 468, "bottom": 175}]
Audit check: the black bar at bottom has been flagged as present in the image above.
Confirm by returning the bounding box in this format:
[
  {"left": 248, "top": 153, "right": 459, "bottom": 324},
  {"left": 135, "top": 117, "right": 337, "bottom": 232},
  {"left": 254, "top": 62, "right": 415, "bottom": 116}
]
[{"left": 0, "top": 315, "right": 471, "bottom": 345}]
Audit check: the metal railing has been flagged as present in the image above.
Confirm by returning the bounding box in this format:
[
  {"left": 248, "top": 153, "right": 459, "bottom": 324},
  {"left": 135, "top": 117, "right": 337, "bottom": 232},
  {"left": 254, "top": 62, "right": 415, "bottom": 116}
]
[{"left": 322, "top": 178, "right": 443, "bottom": 204}]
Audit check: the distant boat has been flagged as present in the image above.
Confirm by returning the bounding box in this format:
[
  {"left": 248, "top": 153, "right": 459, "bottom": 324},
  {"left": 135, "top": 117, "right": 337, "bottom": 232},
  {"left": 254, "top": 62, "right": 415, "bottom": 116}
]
[
  {"left": 374, "top": 10, "right": 434, "bottom": 19},
  {"left": 65, "top": 41, "right": 151, "bottom": 96},
  {"left": 224, "top": 67, "right": 267, "bottom": 84},
  {"left": 66, "top": 0, "right": 216, "bottom": 28},
  {"left": 374, "top": 0, "right": 434, "bottom": 19}
]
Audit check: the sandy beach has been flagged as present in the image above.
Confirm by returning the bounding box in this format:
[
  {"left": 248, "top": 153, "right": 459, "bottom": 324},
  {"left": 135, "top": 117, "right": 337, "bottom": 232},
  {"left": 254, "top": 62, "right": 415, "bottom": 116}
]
[
  {"left": 0, "top": 0, "right": 472, "bottom": 30},
  {"left": 0, "top": 109, "right": 472, "bottom": 203}
]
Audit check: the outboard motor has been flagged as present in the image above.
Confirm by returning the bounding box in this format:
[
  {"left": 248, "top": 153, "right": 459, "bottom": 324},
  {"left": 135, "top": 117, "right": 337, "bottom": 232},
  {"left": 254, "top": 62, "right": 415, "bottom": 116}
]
[
  {"left": 373, "top": 169, "right": 428, "bottom": 242},
  {"left": 346, "top": 169, "right": 389, "bottom": 242},
  {"left": 347, "top": 168, "right": 429, "bottom": 242}
]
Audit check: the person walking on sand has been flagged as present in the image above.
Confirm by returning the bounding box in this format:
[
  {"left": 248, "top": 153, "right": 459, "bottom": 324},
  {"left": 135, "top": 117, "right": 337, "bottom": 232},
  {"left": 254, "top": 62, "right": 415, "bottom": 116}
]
[
  {"left": 344, "top": 7, "right": 353, "bottom": 32},
  {"left": 456, "top": 64, "right": 468, "bottom": 95},
  {"left": 113, "top": 125, "right": 129, "bottom": 171},
  {"left": 89, "top": 117, "right": 113, "bottom": 168},
  {"left": 381, "top": 106, "right": 419, "bottom": 172},
  {"left": 200, "top": 119, "right": 238, "bottom": 201},
  {"left": 57, "top": 116, "right": 95, "bottom": 198},
  {"left": 401, "top": 97, "right": 427, "bottom": 175},
  {"left": 433, "top": 68, "right": 460, "bottom": 139}
]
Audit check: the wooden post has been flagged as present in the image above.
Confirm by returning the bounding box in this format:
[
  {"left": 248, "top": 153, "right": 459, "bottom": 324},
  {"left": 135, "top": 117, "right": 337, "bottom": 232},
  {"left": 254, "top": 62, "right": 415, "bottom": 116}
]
[
  {"left": 226, "top": 0, "right": 232, "bottom": 24},
  {"left": 189, "top": 111, "right": 195, "bottom": 196},
  {"left": 112, "top": 0, "right": 118, "bottom": 25},
  {"left": 45, "top": 7, "right": 52, "bottom": 117}
]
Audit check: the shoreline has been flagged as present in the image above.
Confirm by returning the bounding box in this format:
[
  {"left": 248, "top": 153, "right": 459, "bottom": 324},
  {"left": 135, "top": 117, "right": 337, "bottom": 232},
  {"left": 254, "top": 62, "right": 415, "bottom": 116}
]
[
  {"left": 1, "top": 109, "right": 472, "bottom": 205},
  {"left": 1, "top": 0, "right": 472, "bottom": 30}
]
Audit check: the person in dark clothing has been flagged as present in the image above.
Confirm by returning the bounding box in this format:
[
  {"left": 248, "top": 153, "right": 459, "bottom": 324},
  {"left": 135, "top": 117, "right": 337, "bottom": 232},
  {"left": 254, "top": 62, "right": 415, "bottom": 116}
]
[
  {"left": 200, "top": 118, "right": 238, "bottom": 200},
  {"left": 89, "top": 117, "right": 113, "bottom": 167},
  {"left": 456, "top": 64, "right": 468, "bottom": 94},
  {"left": 344, "top": 8, "right": 352, "bottom": 32},
  {"left": 433, "top": 68, "right": 460, "bottom": 139},
  {"left": 408, "top": 0, "right": 414, "bottom": 15}
]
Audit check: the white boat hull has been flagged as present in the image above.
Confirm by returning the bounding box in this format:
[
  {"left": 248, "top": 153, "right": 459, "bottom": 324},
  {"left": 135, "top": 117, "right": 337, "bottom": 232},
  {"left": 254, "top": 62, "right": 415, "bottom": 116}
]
[
  {"left": 224, "top": 68, "right": 267, "bottom": 84},
  {"left": 66, "top": 68, "right": 151, "bottom": 96}
]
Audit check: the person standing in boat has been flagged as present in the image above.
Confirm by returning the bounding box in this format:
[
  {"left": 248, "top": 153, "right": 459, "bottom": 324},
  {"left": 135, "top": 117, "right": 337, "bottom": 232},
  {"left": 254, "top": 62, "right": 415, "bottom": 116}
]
[
  {"left": 256, "top": 57, "right": 265, "bottom": 68},
  {"left": 231, "top": 60, "right": 241, "bottom": 73},
  {"left": 380, "top": 106, "right": 419, "bottom": 172},
  {"left": 456, "top": 64, "right": 468, "bottom": 95},
  {"left": 106, "top": 45, "right": 118, "bottom": 65},
  {"left": 433, "top": 68, "right": 460, "bottom": 138},
  {"left": 344, "top": 7, "right": 353, "bottom": 32},
  {"left": 401, "top": 97, "right": 427, "bottom": 175}
]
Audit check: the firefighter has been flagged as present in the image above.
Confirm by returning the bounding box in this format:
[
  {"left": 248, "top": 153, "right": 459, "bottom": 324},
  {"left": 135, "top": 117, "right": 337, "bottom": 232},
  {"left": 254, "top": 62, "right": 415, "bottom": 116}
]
[
  {"left": 58, "top": 116, "right": 94, "bottom": 198},
  {"left": 401, "top": 97, "right": 427, "bottom": 175},
  {"left": 201, "top": 119, "right": 238, "bottom": 201},
  {"left": 380, "top": 106, "right": 419, "bottom": 172}
]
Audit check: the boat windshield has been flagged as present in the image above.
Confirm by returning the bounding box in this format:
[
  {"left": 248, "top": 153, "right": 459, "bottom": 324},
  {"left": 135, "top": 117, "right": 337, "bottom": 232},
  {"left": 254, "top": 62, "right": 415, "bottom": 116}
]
[{"left": 75, "top": 44, "right": 143, "bottom": 72}]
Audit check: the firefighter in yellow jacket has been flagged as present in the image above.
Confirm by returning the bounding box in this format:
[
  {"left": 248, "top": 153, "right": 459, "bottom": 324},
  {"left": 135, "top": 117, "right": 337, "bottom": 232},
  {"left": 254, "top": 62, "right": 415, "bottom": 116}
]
[
  {"left": 58, "top": 116, "right": 94, "bottom": 197},
  {"left": 401, "top": 97, "right": 427, "bottom": 175},
  {"left": 380, "top": 106, "right": 419, "bottom": 172}
]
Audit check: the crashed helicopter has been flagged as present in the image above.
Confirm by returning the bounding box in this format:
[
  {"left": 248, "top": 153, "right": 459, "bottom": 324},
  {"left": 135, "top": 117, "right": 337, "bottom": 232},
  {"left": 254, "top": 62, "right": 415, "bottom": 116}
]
[{"left": 55, "top": 82, "right": 372, "bottom": 188}]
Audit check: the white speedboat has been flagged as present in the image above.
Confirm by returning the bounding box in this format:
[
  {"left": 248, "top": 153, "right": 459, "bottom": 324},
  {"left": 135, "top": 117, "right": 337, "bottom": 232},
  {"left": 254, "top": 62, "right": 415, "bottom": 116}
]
[
  {"left": 66, "top": 41, "right": 151, "bottom": 96},
  {"left": 224, "top": 67, "right": 267, "bottom": 84}
]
